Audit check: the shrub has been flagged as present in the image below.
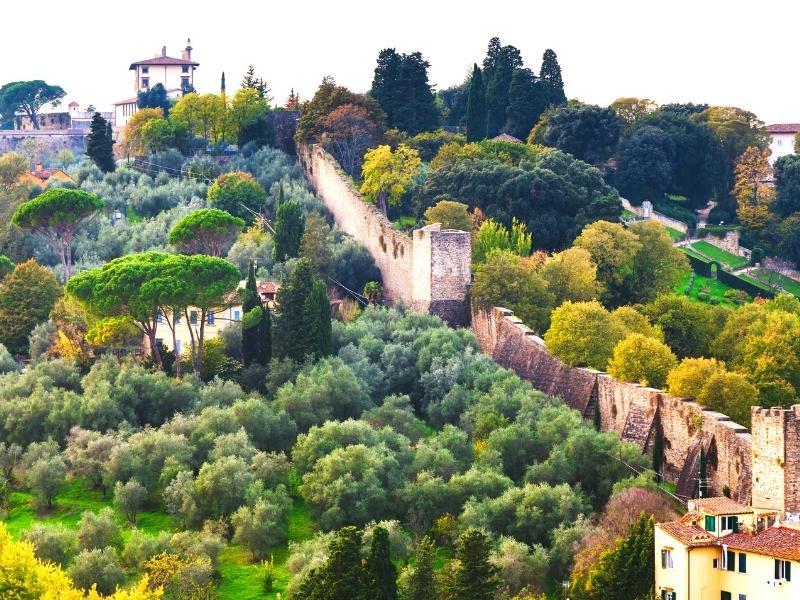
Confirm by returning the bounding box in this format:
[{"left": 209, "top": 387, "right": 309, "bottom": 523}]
[
  {"left": 68, "top": 547, "right": 126, "bottom": 595},
  {"left": 121, "top": 529, "right": 172, "bottom": 569},
  {"left": 77, "top": 507, "right": 122, "bottom": 551},
  {"left": 21, "top": 524, "right": 78, "bottom": 566},
  {"left": 666, "top": 358, "right": 726, "bottom": 399},
  {"left": 231, "top": 486, "right": 293, "bottom": 560},
  {"left": 113, "top": 479, "right": 147, "bottom": 525},
  {"left": 544, "top": 301, "right": 626, "bottom": 369},
  {"left": 27, "top": 456, "right": 66, "bottom": 511}
]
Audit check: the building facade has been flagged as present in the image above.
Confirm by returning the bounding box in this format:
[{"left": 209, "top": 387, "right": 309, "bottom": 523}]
[
  {"left": 16, "top": 101, "right": 113, "bottom": 131},
  {"left": 114, "top": 40, "right": 199, "bottom": 128},
  {"left": 656, "top": 497, "right": 799, "bottom": 600},
  {"left": 767, "top": 124, "right": 799, "bottom": 164}
]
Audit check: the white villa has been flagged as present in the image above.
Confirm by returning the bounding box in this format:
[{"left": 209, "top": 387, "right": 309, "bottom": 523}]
[
  {"left": 767, "top": 123, "right": 799, "bottom": 164},
  {"left": 113, "top": 40, "right": 199, "bottom": 128}
]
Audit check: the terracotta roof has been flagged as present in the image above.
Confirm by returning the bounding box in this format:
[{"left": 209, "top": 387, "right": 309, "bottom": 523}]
[
  {"left": 688, "top": 497, "right": 753, "bottom": 515},
  {"left": 129, "top": 56, "right": 199, "bottom": 69},
  {"left": 258, "top": 281, "right": 280, "bottom": 294},
  {"left": 492, "top": 133, "right": 523, "bottom": 143},
  {"left": 767, "top": 123, "right": 800, "bottom": 134},
  {"left": 719, "top": 527, "right": 800, "bottom": 561},
  {"left": 679, "top": 511, "right": 701, "bottom": 524},
  {"left": 658, "top": 522, "right": 716, "bottom": 547}
]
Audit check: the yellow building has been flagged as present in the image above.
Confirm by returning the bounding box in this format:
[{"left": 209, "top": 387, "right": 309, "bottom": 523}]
[
  {"left": 149, "top": 280, "right": 279, "bottom": 357},
  {"left": 16, "top": 163, "right": 74, "bottom": 187},
  {"left": 656, "top": 497, "right": 799, "bottom": 600}
]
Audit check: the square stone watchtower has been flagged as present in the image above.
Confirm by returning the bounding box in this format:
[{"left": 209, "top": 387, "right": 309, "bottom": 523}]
[{"left": 751, "top": 405, "right": 800, "bottom": 518}]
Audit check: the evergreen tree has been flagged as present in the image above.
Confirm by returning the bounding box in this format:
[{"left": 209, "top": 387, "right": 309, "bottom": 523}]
[
  {"left": 452, "top": 529, "right": 498, "bottom": 600},
  {"left": 482, "top": 39, "right": 522, "bottom": 138},
  {"left": 137, "top": 83, "right": 171, "bottom": 114},
  {"left": 274, "top": 258, "right": 316, "bottom": 361},
  {"left": 241, "top": 260, "right": 260, "bottom": 366},
  {"left": 273, "top": 200, "right": 306, "bottom": 262},
  {"left": 366, "top": 526, "right": 396, "bottom": 600},
  {"left": 297, "top": 526, "right": 365, "bottom": 600},
  {"left": 257, "top": 299, "right": 272, "bottom": 366},
  {"left": 406, "top": 536, "right": 436, "bottom": 600},
  {"left": 86, "top": 113, "right": 115, "bottom": 173},
  {"left": 370, "top": 49, "right": 439, "bottom": 135},
  {"left": 539, "top": 49, "right": 567, "bottom": 107},
  {"left": 505, "top": 68, "right": 547, "bottom": 140},
  {"left": 579, "top": 514, "right": 655, "bottom": 600},
  {"left": 465, "top": 65, "right": 487, "bottom": 142},
  {"left": 304, "top": 278, "right": 331, "bottom": 359},
  {"left": 221, "top": 72, "right": 226, "bottom": 94}
]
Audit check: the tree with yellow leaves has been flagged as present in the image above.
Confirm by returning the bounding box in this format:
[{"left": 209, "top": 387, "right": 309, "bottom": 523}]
[
  {"left": 359, "top": 144, "right": 421, "bottom": 216},
  {"left": 121, "top": 108, "right": 165, "bottom": 157},
  {"left": 0, "top": 522, "right": 162, "bottom": 599},
  {"left": 734, "top": 146, "right": 774, "bottom": 233}
]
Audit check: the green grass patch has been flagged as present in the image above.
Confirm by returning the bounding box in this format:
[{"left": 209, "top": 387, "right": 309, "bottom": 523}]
[
  {"left": 622, "top": 209, "right": 638, "bottom": 219},
  {"left": 125, "top": 205, "right": 143, "bottom": 223},
  {"left": 751, "top": 269, "right": 800, "bottom": 296},
  {"left": 738, "top": 273, "right": 773, "bottom": 293},
  {"left": 689, "top": 241, "right": 748, "bottom": 270},
  {"left": 393, "top": 215, "right": 417, "bottom": 230},
  {"left": 680, "top": 247, "right": 711, "bottom": 263},
  {"left": 675, "top": 273, "right": 739, "bottom": 307},
  {"left": 665, "top": 226, "right": 684, "bottom": 241}
]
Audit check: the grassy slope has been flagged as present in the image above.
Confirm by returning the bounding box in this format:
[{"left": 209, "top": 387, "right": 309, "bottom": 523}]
[
  {"left": 1, "top": 478, "right": 314, "bottom": 600},
  {"left": 751, "top": 268, "right": 800, "bottom": 297},
  {"left": 674, "top": 273, "right": 738, "bottom": 307},
  {"left": 689, "top": 241, "right": 748, "bottom": 269}
]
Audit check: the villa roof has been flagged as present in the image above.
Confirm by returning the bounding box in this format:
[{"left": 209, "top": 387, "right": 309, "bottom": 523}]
[
  {"left": 129, "top": 56, "right": 199, "bottom": 70},
  {"left": 767, "top": 123, "right": 800, "bottom": 134},
  {"left": 658, "top": 522, "right": 716, "bottom": 547},
  {"left": 688, "top": 497, "right": 753, "bottom": 516},
  {"left": 492, "top": 133, "right": 523, "bottom": 143},
  {"left": 720, "top": 527, "right": 800, "bottom": 561},
  {"left": 258, "top": 281, "right": 280, "bottom": 295}
]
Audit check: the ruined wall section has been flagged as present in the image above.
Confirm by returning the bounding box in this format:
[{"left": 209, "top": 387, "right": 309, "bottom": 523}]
[{"left": 472, "top": 306, "right": 754, "bottom": 504}]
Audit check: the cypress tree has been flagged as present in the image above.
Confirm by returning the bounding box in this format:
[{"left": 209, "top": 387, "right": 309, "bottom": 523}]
[
  {"left": 539, "top": 49, "right": 567, "bottom": 108},
  {"left": 366, "top": 526, "right": 396, "bottom": 600},
  {"left": 257, "top": 301, "right": 272, "bottom": 365},
  {"left": 505, "top": 68, "right": 547, "bottom": 140},
  {"left": 273, "top": 200, "right": 306, "bottom": 262},
  {"left": 274, "top": 258, "right": 316, "bottom": 361},
  {"left": 452, "top": 529, "right": 498, "bottom": 600},
  {"left": 406, "top": 536, "right": 436, "bottom": 600},
  {"left": 317, "top": 526, "right": 366, "bottom": 600},
  {"left": 87, "top": 113, "right": 115, "bottom": 173},
  {"left": 465, "top": 64, "right": 487, "bottom": 142},
  {"left": 304, "top": 278, "right": 331, "bottom": 359},
  {"left": 241, "top": 260, "right": 260, "bottom": 366}
]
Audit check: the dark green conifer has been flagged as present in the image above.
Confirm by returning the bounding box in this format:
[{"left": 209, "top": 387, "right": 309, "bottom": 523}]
[
  {"left": 406, "top": 536, "right": 437, "bottom": 600},
  {"left": 273, "top": 200, "right": 305, "bottom": 262},
  {"left": 86, "top": 113, "right": 115, "bottom": 173},
  {"left": 274, "top": 258, "right": 316, "bottom": 361},
  {"left": 539, "top": 49, "right": 567, "bottom": 107},
  {"left": 241, "top": 260, "right": 260, "bottom": 366},
  {"left": 465, "top": 65, "right": 487, "bottom": 142},
  {"left": 452, "top": 529, "right": 498, "bottom": 600},
  {"left": 304, "top": 278, "right": 331, "bottom": 359},
  {"left": 366, "top": 526, "right": 396, "bottom": 600}
]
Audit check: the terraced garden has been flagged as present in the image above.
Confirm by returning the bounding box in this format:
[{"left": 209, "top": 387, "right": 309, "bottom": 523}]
[{"left": 688, "top": 241, "right": 748, "bottom": 270}]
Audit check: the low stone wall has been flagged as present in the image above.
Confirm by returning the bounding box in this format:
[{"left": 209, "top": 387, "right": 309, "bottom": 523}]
[
  {"left": 0, "top": 130, "right": 88, "bottom": 154},
  {"left": 472, "top": 306, "right": 753, "bottom": 504},
  {"left": 621, "top": 198, "right": 689, "bottom": 233},
  {"left": 299, "top": 144, "right": 472, "bottom": 326}
]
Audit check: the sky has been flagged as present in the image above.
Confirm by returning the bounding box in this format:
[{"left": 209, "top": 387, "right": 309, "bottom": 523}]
[{"left": 1, "top": 0, "right": 798, "bottom": 124}]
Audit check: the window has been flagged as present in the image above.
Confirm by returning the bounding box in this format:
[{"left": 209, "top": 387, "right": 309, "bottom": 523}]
[
  {"left": 721, "top": 516, "right": 739, "bottom": 532},
  {"left": 155, "top": 338, "right": 163, "bottom": 347},
  {"left": 157, "top": 309, "right": 164, "bottom": 324},
  {"left": 142, "top": 66, "right": 149, "bottom": 74},
  {"left": 738, "top": 595, "right": 746, "bottom": 600},
  {"left": 207, "top": 312, "right": 215, "bottom": 326},
  {"left": 661, "top": 549, "right": 674, "bottom": 569},
  {"left": 713, "top": 558, "right": 719, "bottom": 569},
  {"left": 190, "top": 310, "right": 198, "bottom": 325},
  {"left": 738, "top": 553, "right": 747, "bottom": 573},
  {"left": 234, "top": 310, "right": 241, "bottom": 321},
  {"left": 182, "top": 65, "right": 189, "bottom": 73},
  {"left": 776, "top": 559, "right": 792, "bottom": 581},
  {"left": 142, "top": 77, "right": 150, "bottom": 88},
  {"left": 726, "top": 550, "right": 735, "bottom": 571},
  {"left": 661, "top": 592, "right": 676, "bottom": 600},
  {"left": 721, "top": 592, "right": 731, "bottom": 600},
  {"left": 705, "top": 515, "right": 717, "bottom": 532},
  {"left": 778, "top": 139, "right": 783, "bottom": 146},
  {"left": 181, "top": 76, "right": 190, "bottom": 87}
]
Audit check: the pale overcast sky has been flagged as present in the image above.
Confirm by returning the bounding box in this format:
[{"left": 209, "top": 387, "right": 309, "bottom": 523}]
[{"left": 1, "top": 0, "right": 798, "bottom": 124}]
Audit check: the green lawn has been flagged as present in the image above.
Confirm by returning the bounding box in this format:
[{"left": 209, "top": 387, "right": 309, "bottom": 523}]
[
  {"left": 737, "top": 273, "right": 773, "bottom": 293},
  {"left": 622, "top": 209, "right": 638, "bottom": 219},
  {"left": 675, "top": 273, "right": 739, "bottom": 307},
  {"left": 680, "top": 247, "right": 711, "bottom": 263},
  {"left": 126, "top": 205, "right": 144, "bottom": 223},
  {"left": 665, "top": 226, "right": 684, "bottom": 241},
  {"left": 689, "top": 241, "right": 748, "bottom": 270},
  {"left": 751, "top": 268, "right": 800, "bottom": 297},
  {"left": 393, "top": 215, "right": 417, "bottom": 229}
]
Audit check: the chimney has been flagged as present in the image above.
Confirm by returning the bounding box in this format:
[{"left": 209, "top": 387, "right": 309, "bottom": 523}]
[
  {"left": 34, "top": 163, "right": 43, "bottom": 173},
  {"left": 161, "top": 46, "right": 167, "bottom": 57},
  {"left": 182, "top": 38, "right": 192, "bottom": 61}
]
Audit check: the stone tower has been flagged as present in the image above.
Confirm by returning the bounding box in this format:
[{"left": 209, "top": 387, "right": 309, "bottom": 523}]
[{"left": 751, "top": 405, "right": 800, "bottom": 518}]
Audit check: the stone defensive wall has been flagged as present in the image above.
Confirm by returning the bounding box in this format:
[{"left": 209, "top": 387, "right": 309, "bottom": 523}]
[
  {"left": 0, "top": 129, "right": 88, "bottom": 154},
  {"left": 299, "top": 144, "right": 472, "bottom": 326},
  {"left": 472, "top": 305, "right": 754, "bottom": 504}
]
